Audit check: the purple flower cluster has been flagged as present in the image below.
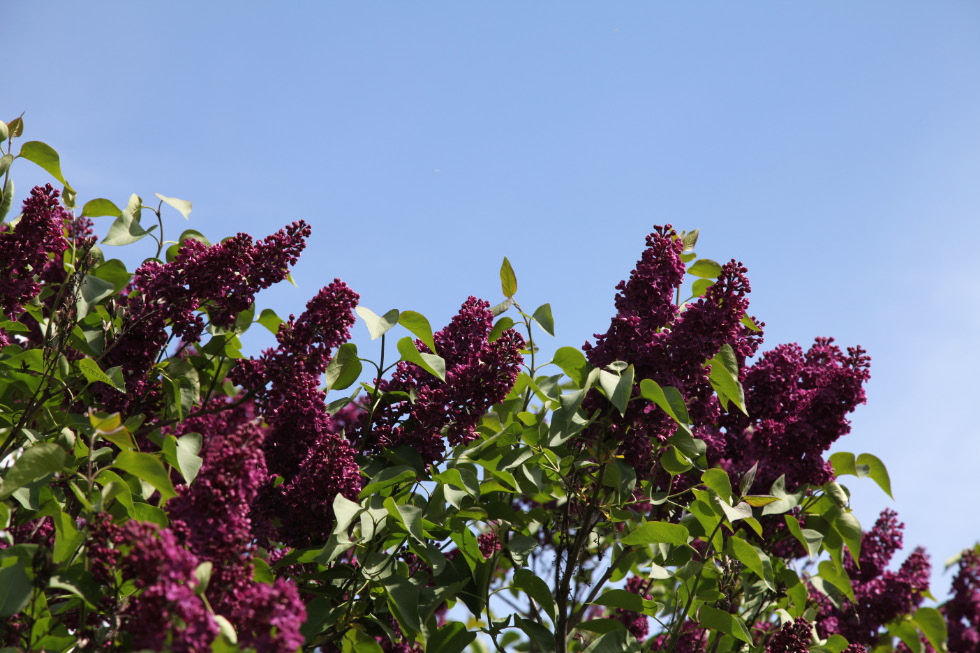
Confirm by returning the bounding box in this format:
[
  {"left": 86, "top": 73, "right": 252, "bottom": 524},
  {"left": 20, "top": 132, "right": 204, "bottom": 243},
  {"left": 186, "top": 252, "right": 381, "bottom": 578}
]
[
  {"left": 715, "top": 338, "right": 871, "bottom": 491},
  {"left": 96, "top": 221, "right": 310, "bottom": 412},
  {"left": 582, "top": 225, "right": 762, "bottom": 476},
  {"left": 815, "top": 510, "right": 931, "bottom": 646},
  {"left": 946, "top": 549, "right": 980, "bottom": 653},
  {"left": 91, "top": 519, "right": 218, "bottom": 653},
  {"left": 478, "top": 532, "right": 501, "bottom": 559},
  {"left": 614, "top": 575, "right": 652, "bottom": 640},
  {"left": 765, "top": 617, "right": 813, "bottom": 653},
  {"left": 231, "top": 280, "right": 363, "bottom": 546},
  {"left": 367, "top": 297, "right": 525, "bottom": 466},
  {"left": 0, "top": 184, "right": 72, "bottom": 318}
]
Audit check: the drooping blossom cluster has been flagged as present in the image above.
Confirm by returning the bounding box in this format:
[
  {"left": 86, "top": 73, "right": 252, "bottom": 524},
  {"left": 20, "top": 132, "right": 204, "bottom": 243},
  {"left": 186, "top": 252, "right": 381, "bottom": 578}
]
[
  {"left": 814, "top": 510, "right": 931, "bottom": 646},
  {"left": 88, "top": 519, "right": 218, "bottom": 652},
  {"left": 478, "top": 532, "right": 501, "bottom": 559},
  {"left": 231, "top": 280, "right": 363, "bottom": 546},
  {"left": 614, "top": 575, "right": 653, "bottom": 640},
  {"left": 714, "top": 338, "right": 871, "bottom": 491},
  {"left": 0, "top": 184, "right": 72, "bottom": 318},
  {"left": 945, "top": 549, "right": 980, "bottom": 653},
  {"left": 765, "top": 618, "right": 813, "bottom": 653},
  {"left": 95, "top": 221, "right": 310, "bottom": 412},
  {"left": 582, "top": 225, "right": 762, "bottom": 477},
  {"left": 366, "top": 297, "right": 525, "bottom": 466}
]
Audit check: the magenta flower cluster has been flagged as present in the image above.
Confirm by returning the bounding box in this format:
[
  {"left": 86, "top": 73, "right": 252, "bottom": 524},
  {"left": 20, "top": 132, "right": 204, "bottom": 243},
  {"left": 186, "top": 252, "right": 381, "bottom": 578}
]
[
  {"left": 946, "top": 549, "right": 980, "bottom": 653},
  {"left": 96, "top": 221, "right": 310, "bottom": 412},
  {"left": 0, "top": 184, "right": 72, "bottom": 319},
  {"left": 367, "top": 296, "right": 525, "bottom": 466},
  {"left": 232, "top": 280, "right": 363, "bottom": 546},
  {"left": 814, "top": 509, "right": 931, "bottom": 646}
]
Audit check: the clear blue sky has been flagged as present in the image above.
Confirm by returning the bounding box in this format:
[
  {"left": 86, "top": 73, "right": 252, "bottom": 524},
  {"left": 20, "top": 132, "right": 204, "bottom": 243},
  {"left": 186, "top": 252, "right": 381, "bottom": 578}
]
[{"left": 8, "top": 2, "right": 980, "bottom": 598}]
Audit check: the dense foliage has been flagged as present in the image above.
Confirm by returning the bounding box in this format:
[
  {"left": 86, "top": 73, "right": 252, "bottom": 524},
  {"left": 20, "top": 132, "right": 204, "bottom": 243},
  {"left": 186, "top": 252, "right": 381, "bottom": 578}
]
[{"left": 0, "top": 115, "right": 977, "bottom": 653}]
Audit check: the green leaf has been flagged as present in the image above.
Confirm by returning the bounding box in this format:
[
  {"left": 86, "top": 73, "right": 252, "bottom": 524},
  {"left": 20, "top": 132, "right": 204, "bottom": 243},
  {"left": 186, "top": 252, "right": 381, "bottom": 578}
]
[
  {"left": 7, "top": 115, "right": 23, "bottom": 138},
  {"left": 691, "top": 278, "right": 715, "bottom": 298},
  {"left": 360, "top": 466, "right": 416, "bottom": 499},
  {"left": 532, "top": 303, "right": 555, "bottom": 337},
  {"left": 175, "top": 433, "right": 203, "bottom": 485},
  {"left": 342, "top": 628, "right": 383, "bottom": 653},
  {"left": 913, "top": 607, "right": 948, "bottom": 652},
  {"left": 214, "top": 614, "right": 238, "bottom": 646},
  {"left": 398, "top": 310, "right": 437, "bottom": 354},
  {"left": 784, "top": 515, "right": 823, "bottom": 558},
  {"left": 385, "top": 576, "right": 421, "bottom": 635},
  {"left": 688, "top": 259, "right": 723, "bottom": 279},
  {"left": 639, "top": 379, "right": 691, "bottom": 426},
  {"left": 856, "top": 453, "right": 893, "bottom": 498},
  {"left": 553, "top": 347, "right": 589, "bottom": 387},
  {"left": 102, "top": 201, "right": 152, "bottom": 246},
  {"left": 113, "top": 451, "right": 176, "bottom": 501},
  {"left": 397, "top": 337, "right": 446, "bottom": 382},
  {"left": 0, "top": 120, "right": 6, "bottom": 142},
  {"left": 702, "top": 469, "right": 733, "bottom": 504},
  {"left": 620, "top": 521, "right": 688, "bottom": 547},
  {"left": 154, "top": 193, "right": 192, "bottom": 219},
  {"left": 0, "top": 560, "right": 32, "bottom": 618},
  {"left": 0, "top": 442, "right": 66, "bottom": 499},
  {"left": 818, "top": 559, "right": 854, "bottom": 601},
  {"left": 425, "top": 622, "right": 476, "bottom": 653},
  {"left": 508, "top": 533, "right": 538, "bottom": 567},
  {"left": 81, "top": 198, "right": 122, "bottom": 218},
  {"left": 582, "top": 629, "right": 640, "bottom": 653},
  {"left": 76, "top": 274, "right": 117, "bottom": 319},
  {"left": 356, "top": 306, "right": 400, "bottom": 340},
  {"left": 515, "top": 617, "right": 556, "bottom": 653},
  {"left": 77, "top": 358, "right": 126, "bottom": 393},
  {"left": 489, "top": 316, "right": 515, "bottom": 343},
  {"left": 19, "top": 141, "right": 70, "bottom": 188},
  {"left": 599, "top": 365, "right": 634, "bottom": 417},
  {"left": 384, "top": 497, "right": 424, "bottom": 544},
  {"left": 257, "top": 308, "right": 284, "bottom": 335},
  {"left": 0, "top": 178, "right": 13, "bottom": 222},
  {"left": 834, "top": 511, "right": 863, "bottom": 565},
  {"left": 591, "top": 589, "right": 661, "bottom": 617},
  {"left": 707, "top": 344, "right": 747, "bottom": 415},
  {"left": 741, "top": 314, "right": 762, "bottom": 332},
  {"left": 829, "top": 451, "right": 857, "bottom": 477},
  {"left": 92, "top": 259, "right": 132, "bottom": 293},
  {"left": 52, "top": 511, "right": 84, "bottom": 563},
  {"left": 324, "top": 343, "right": 362, "bottom": 391},
  {"left": 730, "top": 536, "right": 775, "bottom": 590},
  {"left": 697, "top": 605, "right": 752, "bottom": 644},
  {"left": 500, "top": 257, "right": 518, "bottom": 297},
  {"left": 682, "top": 229, "right": 699, "bottom": 252},
  {"left": 515, "top": 568, "right": 557, "bottom": 620}
]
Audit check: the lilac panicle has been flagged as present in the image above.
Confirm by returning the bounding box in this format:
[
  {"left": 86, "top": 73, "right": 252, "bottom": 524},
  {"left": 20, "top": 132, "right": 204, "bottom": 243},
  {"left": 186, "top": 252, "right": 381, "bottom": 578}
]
[
  {"left": 716, "top": 337, "right": 871, "bottom": 491},
  {"left": 366, "top": 297, "right": 525, "bottom": 466},
  {"left": 766, "top": 618, "right": 813, "bottom": 653},
  {"left": 95, "top": 221, "right": 310, "bottom": 412},
  {"left": 946, "top": 549, "right": 980, "bottom": 653},
  {"left": 613, "top": 575, "right": 652, "bottom": 640},
  {"left": 815, "top": 510, "right": 931, "bottom": 645},
  {"left": 231, "top": 279, "right": 362, "bottom": 546},
  {"left": 0, "top": 184, "right": 72, "bottom": 317}
]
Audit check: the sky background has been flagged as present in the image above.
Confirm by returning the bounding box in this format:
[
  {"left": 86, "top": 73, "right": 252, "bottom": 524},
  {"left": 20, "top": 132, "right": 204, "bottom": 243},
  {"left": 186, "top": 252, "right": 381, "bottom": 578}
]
[{"left": 6, "top": 2, "right": 980, "bottom": 599}]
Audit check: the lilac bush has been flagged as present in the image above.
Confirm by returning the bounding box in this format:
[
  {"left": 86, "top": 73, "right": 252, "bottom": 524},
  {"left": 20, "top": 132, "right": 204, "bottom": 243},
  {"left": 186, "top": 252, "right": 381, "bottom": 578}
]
[{"left": 0, "top": 118, "right": 975, "bottom": 653}]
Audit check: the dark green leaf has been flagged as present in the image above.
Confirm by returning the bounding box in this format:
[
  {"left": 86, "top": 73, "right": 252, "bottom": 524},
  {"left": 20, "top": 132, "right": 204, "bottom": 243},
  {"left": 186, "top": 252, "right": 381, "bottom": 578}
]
[
  {"left": 500, "top": 257, "right": 518, "bottom": 297},
  {"left": 702, "top": 469, "right": 732, "bottom": 504},
  {"left": 489, "top": 317, "right": 515, "bottom": 343},
  {"left": 707, "top": 344, "right": 747, "bottom": 415},
  {"left": 113, "top": 451, "right": 176, "bottom": 500},
  {"left": 598, "top": 365, "right": 634, "bottom": 417},
  {"left": 508, "top": 533, "right": 538, "bottom": 567},
  {"left": 175, "top": 433, "right": 203, "bottom": 485},
  {"left": 730, "top": 536, "right": 775, "bottom": 590},
  {"left": 81, "top": 198, "right": 122, "bottom": 218},
  {"left": 324, "top": 343, "right": 362, "bottom": 391},
  {"left": 620, "top": 521, "right": 688, "bottom": 547},
  {"left": 425, "top": 622, "right": 475, "bottom": 653},
  {"left": 102, "top": 202, "right": 152, "bottom": 246},
  {"left": 356, "top": 306, "right": 400, "bottom": 340},
  {"left": 398, "top": 311, "right": 437, "bottom": 354},
  {"left": 532, "top": 303, "right": 555, "bottom": 337},
  {"left": 76, "top": 274, "right": 116, "bottom": 319},
  {"left": 342, "top": 628, "right": 384, "bottom": 653},
  {"left": 19, "top": 141, "right": 70, "bottom": 188},
  {"left": 784, "top": 515, "right": 823, "bottom": 558},
  {"left": 360, "top": 466, "right": 416, "bottom": 499},
  {"left": 385, "top": 576, "right": 421, "bottom": 635},
  {"left": 515, "top": 568, "right": 557, "bottom": 620},
  {"left": 834, "top": 511, "right": 862, "bottom": 565},
  {"left": 0, "top": 178, "right": 13, "bottom": 222},
  {"left": 640, "top": 379, "right": 691, "bottom": 426},
  {"left": 0, "top": 560, "right": 32, "bottom": 618},
  {"left": 582, "top": 629, "right": 640, "bottom": 653},
  {"left": 92, "top": 259, "right": 132, "bottom": 293},
  {"left": 697, "top": 605, "right": 752, "bottom": 643},
  {"left": 0, "top": 442, "right": 66, "bottom": 499}
]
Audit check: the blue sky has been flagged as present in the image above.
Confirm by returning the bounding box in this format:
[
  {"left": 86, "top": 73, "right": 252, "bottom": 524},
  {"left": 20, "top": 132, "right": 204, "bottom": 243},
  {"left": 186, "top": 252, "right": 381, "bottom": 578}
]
[{"left": 7, "top": 2, "right": 980, "bottom": 598}]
